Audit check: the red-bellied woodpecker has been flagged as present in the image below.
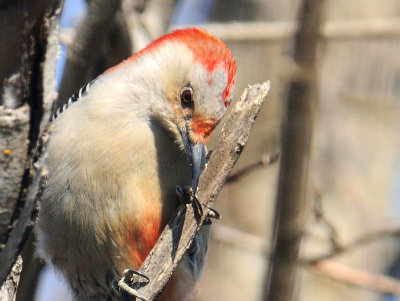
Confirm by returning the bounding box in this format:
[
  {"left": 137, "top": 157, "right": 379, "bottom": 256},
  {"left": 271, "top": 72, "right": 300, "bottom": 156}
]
[{"left": 36, "top": 28, "right": 236, "bottom": 301}]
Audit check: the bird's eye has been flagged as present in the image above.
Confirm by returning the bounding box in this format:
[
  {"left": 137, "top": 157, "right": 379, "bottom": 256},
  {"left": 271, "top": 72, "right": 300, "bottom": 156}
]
[{"left": 181, "top": 88, "right": 193, "bottom": 108}]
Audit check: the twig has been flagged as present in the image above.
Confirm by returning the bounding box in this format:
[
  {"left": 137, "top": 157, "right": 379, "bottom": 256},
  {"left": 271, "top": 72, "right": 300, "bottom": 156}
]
[
  {"left": 264, "top": 1, "right": 326, "bottom": 301},
  {"left": 312, "top": 189, "right": 342, "bottom": 251},
  {"left": 120, "top": 82, "right": 270, "bottom": 300},
  {"left": 306, "top": 259, "right": 400, "bottom": 297},
  {"left": 201, "top": 222, "right": 400, "bottom": 298},
  {"left": 226, "top": 152, "right": 279, "bottom": 183},
  {"left": 304, "top": 228, "right": 400, "bottom": 263},
  {"left": 210, "top": 222, "right": 400, "bottom": 268}
]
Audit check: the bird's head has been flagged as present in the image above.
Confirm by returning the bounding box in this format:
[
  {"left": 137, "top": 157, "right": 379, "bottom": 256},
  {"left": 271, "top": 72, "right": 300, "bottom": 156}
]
[
  {"left": 109, "top": 28, "right": 236, "bottom": 192},
  {"left": 157, "top": 28, "right": 236, "bottom": 191}
]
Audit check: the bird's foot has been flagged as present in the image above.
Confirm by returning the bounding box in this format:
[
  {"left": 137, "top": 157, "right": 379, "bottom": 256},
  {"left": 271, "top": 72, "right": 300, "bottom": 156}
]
[
  {"left": 176, "top": 185, "right": 203, "bottom": 219},
  {"left": 176, "top": 185, "right": 193, "bottom": 205},
  {"left": 117, "top": 269, "right": 150, "bottom": 301},
  {"left": 176, "top": 185, "right": 220, "bottom": 224},
  {"left": 203, "top": 205, "right": 221, "bottom": 225}
]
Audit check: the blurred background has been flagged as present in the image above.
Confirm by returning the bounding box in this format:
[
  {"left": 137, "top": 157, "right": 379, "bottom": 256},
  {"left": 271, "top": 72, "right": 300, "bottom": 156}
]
[{"left": 15, "top": 0, "right": 400, "bottom": 300}]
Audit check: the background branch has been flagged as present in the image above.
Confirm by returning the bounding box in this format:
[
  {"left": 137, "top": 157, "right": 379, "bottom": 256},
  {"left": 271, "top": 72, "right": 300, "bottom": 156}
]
[
  {"left": 122, "top": 0, "right": 177, "bottom": 53},
  {"left": 56, "top": 0, "right": 122, "bottom": 110},
  {"left": 312, "top": 189, "right": 342, "bottom": 251},
  {"left": 226, "top": 152, "right": 279, "bottom": 183},
  {"left": 203, "top": 221, "right": 400, "bottom": 298},
  {"left": 304, "top": 227, "right": 400, "bottom": 263},
  {"left": 121, "top": 82, "right": 270, "bottom": 300},
  {"left": 307, "top": 259, "right": 400, "bottom": 297},
  {"left": 263, "top": 1, "right": 326, "bottom": 300}
]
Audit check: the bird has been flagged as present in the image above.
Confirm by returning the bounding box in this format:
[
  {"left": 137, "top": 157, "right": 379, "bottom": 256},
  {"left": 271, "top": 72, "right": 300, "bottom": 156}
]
[{"left": 36, "top": 28, "right": 236, "bottom": 301}]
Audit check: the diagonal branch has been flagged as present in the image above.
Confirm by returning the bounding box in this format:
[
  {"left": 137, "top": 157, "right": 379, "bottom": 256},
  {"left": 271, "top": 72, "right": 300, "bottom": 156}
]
[{"left": 120, "top": 82, "right": 270, "bottom": 300}]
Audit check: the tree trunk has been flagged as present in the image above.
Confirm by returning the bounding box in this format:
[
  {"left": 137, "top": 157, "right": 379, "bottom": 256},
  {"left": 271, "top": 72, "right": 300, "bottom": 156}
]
[{"left": 0, "top": 0, "right": 63, "bottom": 299}]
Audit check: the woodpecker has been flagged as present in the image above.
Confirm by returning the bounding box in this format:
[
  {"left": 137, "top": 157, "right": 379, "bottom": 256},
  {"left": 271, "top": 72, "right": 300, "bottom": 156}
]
[{"left": 36, "top": 28, "right": 236, "bottom": 301}]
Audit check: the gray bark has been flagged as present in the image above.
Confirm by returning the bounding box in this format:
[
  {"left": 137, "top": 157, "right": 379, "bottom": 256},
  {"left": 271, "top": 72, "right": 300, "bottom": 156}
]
[
  {"left": 0, "top": 0, "right": 62, "bottom": 297},
  {"left": 0, "top": 256, "right": 23, "bottom": 301}
]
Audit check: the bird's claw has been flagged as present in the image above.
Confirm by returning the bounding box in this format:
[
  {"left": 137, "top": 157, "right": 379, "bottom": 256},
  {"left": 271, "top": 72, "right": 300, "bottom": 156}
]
[
  {"left": 123, "top": 269, "right": 150, "bottom": 283},
  {"left": 176, "top": 185, "right": 193, "bottom": 205},
  {"left": 176, "top": 185, "right": 221, "bottom": 225},
  {"left": 176, "top": 185, "right": 203, "bottom": 220},
  {"left": 118, "top": 269, "right": 150, "bottom": 301},
  {"left": 205, "top": 206, "right": 220, "bottom": 220},
  {"left": 203, "top": 206, "right": 221, "bottom": 225}
]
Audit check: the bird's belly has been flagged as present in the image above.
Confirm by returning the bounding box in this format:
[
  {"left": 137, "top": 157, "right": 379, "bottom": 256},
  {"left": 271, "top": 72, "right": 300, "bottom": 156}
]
[
  {"left": 114, "top": 174, "right": 182, "bottom": 272},
  {"left": 119, "top": 199, "right": 163, "bottom": 269}
]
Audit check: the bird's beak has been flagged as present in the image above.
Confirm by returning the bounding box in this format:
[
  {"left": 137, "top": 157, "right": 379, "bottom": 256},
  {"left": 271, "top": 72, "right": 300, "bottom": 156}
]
[{"left": 182, "top": 130, "right": 206, "bottom": 193}]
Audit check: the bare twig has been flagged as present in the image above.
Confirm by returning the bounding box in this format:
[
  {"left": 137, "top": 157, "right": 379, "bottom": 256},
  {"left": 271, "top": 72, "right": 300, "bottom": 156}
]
[
  {"left": 204, "top": 222, "right": 400, "bottom": 298},
  {"left": 226, "top": 152, "right": 279, "bottom": 183},
  {"left": 307, "top": 191, "right": 400, "bottom": 263},
  {"left": 119, "top": 82, "right": 270, "bottom": 300},
  {"left": 211, "top": 224, "right": 400, "bottom": 298},
  {"left": 306, "top": 259, "right": 400, "bottom": 297},
  {"left": 312, "top": 189, "right": 342, "bottom": 251},
  {"left": 264, "top": 1, "right": 326, "bottom": 301},
  {"left": 211, "top": 221, "right": 400, "bottom": 268},
  {"left": 210, "top": 225, "right": 400, "bottom": 298},
  {"left": 304, "top": 228, "right": 400, "bottom": 263}
]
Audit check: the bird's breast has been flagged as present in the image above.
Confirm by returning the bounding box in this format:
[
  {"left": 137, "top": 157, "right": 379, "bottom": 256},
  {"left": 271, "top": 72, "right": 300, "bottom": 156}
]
[{"left": 113, "top": 119, "right": 190, "bottom": 271}]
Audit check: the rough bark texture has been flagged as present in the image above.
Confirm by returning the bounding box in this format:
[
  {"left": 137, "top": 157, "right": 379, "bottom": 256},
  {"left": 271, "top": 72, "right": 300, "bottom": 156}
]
[
  {"left": 120, "top": 82, "right": 270, "bottom": 300},
  {"left": 0, "top": 0, "right": 62, "bottom": 297},
  {"left": 0, "top": 256, "right": 23, "bottom": 301},
  {"left": 263, "top": 1, "right": 326, "bottom": 301}
]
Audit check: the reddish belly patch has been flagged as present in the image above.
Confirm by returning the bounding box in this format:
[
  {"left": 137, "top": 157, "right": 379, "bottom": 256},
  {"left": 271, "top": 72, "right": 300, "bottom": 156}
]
[{"left": 124, "top": 206, "right": 161, "bottom": 267}]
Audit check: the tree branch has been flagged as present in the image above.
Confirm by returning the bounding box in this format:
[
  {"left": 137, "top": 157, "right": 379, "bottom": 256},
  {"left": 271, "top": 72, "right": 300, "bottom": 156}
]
[
  {"left": 304, "top": 227, "right": 400, "bottom": 263},
  {"left": 263, "top": 1, "right": 326, "bottom": 301},
  {"left": 121, "top": 0, "right": 178, "bottom": 53},
  {"left": 119, "top": 82, "right": 270, "bottom": 300},
  {"left": 306, "top": 259, "right": 400, "bottom": 297},
  {"left": 226, "top": 152, "right": 279, "bottom": 183},
  {"left": 56, "top": 0, "right": 122, "bottom": 110},
  {"left": 197, "top": 221, "right": 400, "bottom": 298},
  {"left": 312, "top": 189, "right": 342, "bottom": 251}
]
